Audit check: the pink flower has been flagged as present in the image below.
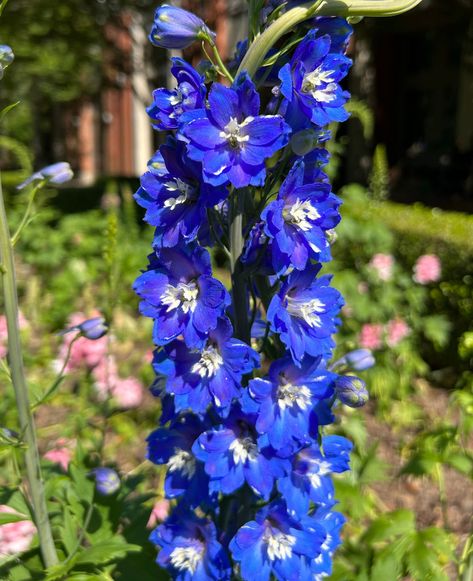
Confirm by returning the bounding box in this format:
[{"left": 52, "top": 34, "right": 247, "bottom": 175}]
[
  {"left": 111, "top": 377, "right": 144, "bottom": 408},
  {"left": 57, "top": 312, "right": 108, "bottom": 372},
  {"left": 92, "top": 356, "right": 144, "bottom": 408},
  {"left": 147, "top": 499, "right": 170, "bottom": 529},
  {"left": 44, "top": 439, "right": 73, "bottom": 471},
  {"left": 359, "top": 323, "right": 383, "bottom": 350},
  {"left": 368, "top": 253, "right": 394, "bottom": 281},
  {"left": 413, "top": 254, "right": 441, "bottom": 284},
  {"left": 0, "top": 506, "right": 36, "bottom": 555},
  {"left": 386, "top": 318, "right": 410, "bottom": 347},
  {"left": 0, "top": 312, "right": 29, "bottom": 359}
]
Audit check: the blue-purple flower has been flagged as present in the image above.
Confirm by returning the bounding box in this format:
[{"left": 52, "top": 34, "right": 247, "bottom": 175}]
[
  {"left": 334, "top": 374, "right": 369, "bottom": 407},
  {"left": 17, "top": 162, "right": 73, "bottom": 190},
  {"left": 150, "top": 510, "right": 231, "bottom": 580},
  {"left": 279, "top": 30, "right": 352, "bottom": 130},
  {"left": 133, "top": 244, "right": 230, "bottom": 348},
  {"left": 277, "top": 435, "right": 352, "bottom": 516},
  {"left": 149, "top": 4, "right": 216, "bottom": 49},
  {"left": 0, "top": 45, "right": 14, "bottom": 79},
  {"left": 181, "top": 73, "right": 291, "bottom": 188},
  {"left": 135, "top": 140, "right": 226, "bottom": 248},
  {"left": 192, "top": 407, "right": 286, "bottom": 499},
  {"left": 147, "top": 415, "right": 212, "bottom": 507},
  {"left": 229, "top": 500, "right": 326, "bottom": 581},
  {"left": 148, "top": 58, "right": 206, "bottom": 131},
  {"left": 309, "top": 507, "right": 346, "bottom": 579},
  {"left": 242, "top": 355, "right": 335, "bottom": 451},
  {"left": 153, "top": 317, "right": 259, "bottom": 417},
  {"left": 261, "top": 160, "right": 341, "bottom": 274},
  {"left": 267, "top": 265, "right": 344, "bottom": 365},
  {"left": 90, "top": 467, "right": 120, "bottom": 496}
]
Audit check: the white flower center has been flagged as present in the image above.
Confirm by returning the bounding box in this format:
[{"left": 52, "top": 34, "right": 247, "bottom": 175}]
[
  {"left": 167, "top": 448, "right": 196, "bottom": 478},
  {"left": 302, "top": 67, "right": 338, "bottom": 103},
  {"left": 163, "top": 178, "right": 193, "bottom": 210},
  {"left": 229, "top": 436, "right": 258, "bottom": 464},
  {"left": 308, "top": 460, "right": 332, "bottom": 488},
  {"left": 170, "top": 545, "right": 203, "bottom": 573},
  {"left": 161, "top": 281, "right": 199, "bottom": 314},
  {"left": 321, "top": 533, "right": 332, "bottom": 552},
  {"left": 191, "top": 345, "right": 224, "bottom": 378},
  {"left": 286, "top": 295, "right": 325, "bottom": 328},
  {"left": 220, "top": 116, "right": 252, "bottom": 148},
  {"left": 169, "top": 88, "right": 183, "bottom": 106},
  {"left": 277, "top": 381, "right": 312, "bottom": 411},
  {"left": 283, "top": 199, "right": 320, "bottom": 231},
  {"left": 264, "top": 530, "right": 297, "bottom": 561}
]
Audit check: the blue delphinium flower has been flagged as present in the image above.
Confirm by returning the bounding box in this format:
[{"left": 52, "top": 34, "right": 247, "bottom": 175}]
[
  {"left": 90, "top": 467, "right": 120, "bottom": 495},
  {"left": 133, "top": 244, "right": 230, "bottom": 347},
  {"left": 153, "top": 317, "right": 260, "bottom": 417},
  {"left": 135, "top": 140, "right": 227, "bottom": 248},
  {"left": 149, "top": 4, "right": 216, "bottom": 49},
  {"left": 279, "top": 30, "right": 352, "bottom": 130},
  {"left": 229, "top": 499, "right": 326, "bottom": 581},
  {"left": 309, "top": 507, "right": 346, "bottom": 579},
  {"left": 181, "top": 73, "right": 291, "bottom": 188},
  {"left": 148, "top": 58, "right": 206, "bottom": 131},
  {"left": 17, "top": 162, "right": 74, "bottom": 189},
  {"left": 147, "top": 415, "right": 213, "bottom": 507},
  {"left": 193, "top": 406, "right": 286, "bottom": 499},
  {"left": 277, "top": 435, "right": 352, "bottom": 516},
  {"left": 267, "top": 265, "right": 344, "bottom": 365},
  {"left": 242, "top": 355, "right": 335, "bottom": 451},
  {"left": 334, "top": 374, "right": 369, "bottom": 407},
  {"left": 261, "top": 160, "right": 341, "bottom": 274},
  {"left": 150, "top": 510, "right": 231, "bottom": 580}
]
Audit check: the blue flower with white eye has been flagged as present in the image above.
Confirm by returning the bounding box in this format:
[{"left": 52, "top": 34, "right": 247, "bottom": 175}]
[
  {"left": 267, "top": 266, "right": 343, "bottom": 364},
  {"left": 192, "top": 407, "right": 286, "bottom": 499},
  {"left": 133, "top": 244, "right": 230, "bottom": 348},
  {"left": 261, "top": 160, "right": 341, "bottom": 275},
  {"left": 150, "top": 509, "right": 231, "bottom": 580},
  {"left": 181, "top": 73, "right": 291, "bottom": 188},
  {"left": 229, "top": 499, "right": 326, "bottom": 581},
  {"left": 242, "top": 355, "right": 336, "bottom": 451},
  {"left": 147, "top": 415, "right": 212, "bottom": 507},
  {"left": 311, "top": 17, "right": 353, "bottom": 54},
  {"left": 279, "top": 30, "right": 352, "bottom": 130},
  {"left": 153, "top": 317, "right": 260, "bottom": 417},
  {"left": 149, "top": 4, "right": 216, "bottom": 49},
  {"left": 277, "top": 435, "right": 352, "bottom": 517},
  {"left": 148, "top": 58, "right": 206, "bottom": 131},
  {"left": 135, "top": 140, "right": 227, "bottom": 248},
  {"left": 267, "top": 264, "right": 343, "bottom": 365},
  {"left": 309, "top": 507, "right": 346, "bottom": 579}
]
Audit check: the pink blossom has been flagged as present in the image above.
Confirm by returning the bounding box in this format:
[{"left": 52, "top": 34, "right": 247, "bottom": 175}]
[
  {"left": 387, "top": 318, "right": 410, "bottom": 347},
  {"left": 92, "top": 356, "right": 143, "bottom": 408},
  {"left": 359, "top": 323, "right": 383, "bottom": 350},
  {"left": 111, "top": 377, "right": 144, "bottom": 408},
  {"left": 147, "top": 499, "right": 170, "bottom": 529},
  {"left": 44, "top": 439, "right": 73, "bottom": 471},
  {"left": 0, "top": 312, "right": 29, "bottom": 359},
  {"left": 368, "top": 253, "right": 394, "bottom": 281},
  {"left": 57, "top": 312, "right": 108, "bottom": 372},
  {"left": 0, "top": 505, "right": 36, "bottom": 555},
  {"left": 413, "top": 254, "right": 441, "bottom": 284}
]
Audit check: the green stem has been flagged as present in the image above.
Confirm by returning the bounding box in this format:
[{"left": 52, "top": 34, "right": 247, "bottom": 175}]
[
  {"left": 460, "top": 534, "right": 473, "bottom": 581},
  {"left": 237, "top": 0, "right": 423, "bottom": 78},
  {"left": 435, "top": 462, "right": 449, "bottom": 530},
  {"left": 0, "top": 176, "right": 59, "bottom": 568},
  {"left": 11, "top": 182, "right": 43, "bottom": 246},
  {"left": 210, "top": 43, "right": 234, "bottom": 83},
  {"left": 230, "top": 193, "right": 250, "bottom": 343}
]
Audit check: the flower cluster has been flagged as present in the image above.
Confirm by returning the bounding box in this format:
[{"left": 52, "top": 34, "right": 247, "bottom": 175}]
[{"left": 135, "top": 4, "right": 367, "bottom": 580}]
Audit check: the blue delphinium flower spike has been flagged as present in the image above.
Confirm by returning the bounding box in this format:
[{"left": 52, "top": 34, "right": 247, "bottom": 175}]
[
  {"left": 181, "top": 73, "right": 291, "bottom": 188},
  {"left": 149, "top": 4, "right": 216, "bottom": 49}
]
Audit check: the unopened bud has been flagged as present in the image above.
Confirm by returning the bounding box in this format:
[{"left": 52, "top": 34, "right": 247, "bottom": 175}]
[
  {"left": 334, "top": 375, "right": 369, "bottom": 408},
  {"left": 90, "top": 467, "right": 120, "bottom": 496}
]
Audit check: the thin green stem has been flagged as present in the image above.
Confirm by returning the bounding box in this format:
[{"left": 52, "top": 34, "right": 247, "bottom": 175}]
[
  {"left": 237, "top": 0, "right": 423, "bottom": 78},
  {"left": 11, "top": 182, "right": 43, "bottom": 246},
  {"left": 435, "top": 462, "right": 449, "bottom": 530},
  {"left": 0, "top": 176, "right": 58, "bottom": 567},
  {"left": 211, "top": 44, "right": 234, "bottom": 83},
  {"left": 460, "top": 533, "right": 473, "bottom": 581}
]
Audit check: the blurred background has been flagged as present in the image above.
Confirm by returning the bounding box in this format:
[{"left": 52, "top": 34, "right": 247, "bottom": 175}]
[{"left": 1, "top": 1, "right": 473, "bottom": 579}]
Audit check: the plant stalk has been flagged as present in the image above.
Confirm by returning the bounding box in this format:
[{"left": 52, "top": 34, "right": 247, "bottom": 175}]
[
  {"left": 237, "top": 0, "right": 423, "bottom": 78},
  {"left": 0, "top": 176, "right": 59, "bottom": 568}
]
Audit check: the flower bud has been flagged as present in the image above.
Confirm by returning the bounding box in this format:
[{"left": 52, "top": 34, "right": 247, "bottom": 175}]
[
  {"left": 77, "top": 317, "right": 108, "bottom": 340},
  {"left": 17, "top": 162, "right": 73, "bottom": 190},
  {"left": 334, "top": 375, "right": 369, "bottom": 408},
  {"left": 90, "top": 467, "right": 120, "bottom": 496},
  {"left": 344, "top": 349, "right": 375, "bottom": 371},
  {"left": 149, "top": 5, "right": 216, "bottom": 49},
  {"left": 0, "top": 45, "right": 14, "bottom": 79},
  {"left": 290, "top": 129, "right": 318, "bottom": 156}
]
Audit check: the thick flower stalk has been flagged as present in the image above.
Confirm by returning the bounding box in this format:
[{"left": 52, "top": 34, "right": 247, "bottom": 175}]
[{"left": 135, "top": 1, "right": 421, "bottom": 579}]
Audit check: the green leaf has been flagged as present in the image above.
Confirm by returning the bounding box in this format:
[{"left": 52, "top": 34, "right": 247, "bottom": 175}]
[
  {"left": 60, "top": 506, "right": 78, "bottom": 555},
  {"left": 445, "top": 452, "right": 473, "bottom": 476},
  {"left": 0, "top": 512, "right": 29, "bottom": 525},
  {"left": 363, "top": 510, "right": 415, "bottom": 544},
  {"left": 0, "top": 101, "right": 20, "bottom": 123},
  {"left": 422, "top": 315, "right": 452, "bottom": 349},
  {"left": 74, "top": 540, "right": 141, "bottom": 566}
]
